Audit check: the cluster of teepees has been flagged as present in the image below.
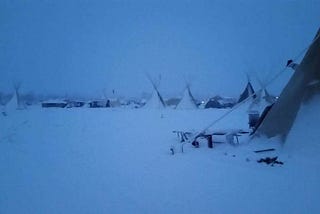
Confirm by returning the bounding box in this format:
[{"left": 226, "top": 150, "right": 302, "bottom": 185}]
[
  {"left": 144, "top": 75, "right": 198, "bottom": 110},
  {"left": 180, "top": 28, "right": 320, "bottom": 149},
  {"left": 254, "top": 28, "right": 320, "bottom": 142}
]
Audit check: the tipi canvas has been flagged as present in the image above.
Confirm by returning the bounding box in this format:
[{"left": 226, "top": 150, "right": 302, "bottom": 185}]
[
  {"left": 238, "top": 81, "right": 255, "bottom": 103},
  {"left": 255, "top": 28, "right": 320, "bottom": 141},
  {"left": 144, "top": 89, "right": 166, "bottom": 109},
  {"left": 176, "top": 86, "right": 197, "bottom": 109}
]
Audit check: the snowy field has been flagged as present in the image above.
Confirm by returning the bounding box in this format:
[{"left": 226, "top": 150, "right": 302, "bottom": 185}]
[{"left": 1, "top": 105, "right": 320, "bottom": 213}]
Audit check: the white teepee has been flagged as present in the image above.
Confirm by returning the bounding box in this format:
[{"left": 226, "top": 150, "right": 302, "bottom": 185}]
[
  {"left": 144, "top": 89, "right": 166, "bottom": 109},
  {"left": 5, "top": 91, "right": 19, "bottom": 111},
  {"left": 176, "top": 86, "right": 197, "bottom": 109},
  {"left": 144, "top": 74, "right": 166, "bottom": 109}
]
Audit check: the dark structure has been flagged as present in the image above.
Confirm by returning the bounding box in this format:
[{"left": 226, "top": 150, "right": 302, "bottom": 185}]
[
  {"left": 66, "top": 101, "right": 85, "bottom": 108},
  {"left": 238, "top": 82, "right": 256, "bottom": 103},
  {"left": 205, "top": 96, "right": 236, "bottom": 109},
  {"left": 42, "top": 102, "right": 67, "bottom": 108},
  {"left": 89, "top": 100, "right": 110, "bottom": 108}
]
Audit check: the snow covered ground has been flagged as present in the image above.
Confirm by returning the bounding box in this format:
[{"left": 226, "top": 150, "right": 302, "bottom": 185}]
[{"left": 1, "top": 105, "right": 319, "bottom": 213}]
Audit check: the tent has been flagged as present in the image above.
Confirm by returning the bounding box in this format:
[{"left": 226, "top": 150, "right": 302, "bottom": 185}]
[
  {"left": 144, "top": 89, "right": 166, "bottom": 109},
  {"left": 5, "top": 92, "right": 18, "bottom": 111},
  {"left": 255, "top": 28, "right": 320, "bottom": 142},
  {"left": 237, "top": 80, "right": 256, "bottom": 103},
  {"left": 5, "top": 85, "right": 25, "bottom": 110},
  {"left": 144, "top": 75, "right": 166, "bottom": 109},
  {"left": 176, "top": 85, "right": 197, "bottom": 109}
]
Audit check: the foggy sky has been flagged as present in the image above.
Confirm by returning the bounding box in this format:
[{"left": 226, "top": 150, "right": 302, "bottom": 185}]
[{"left": 1, "top": 0, "right": 320, "bottom": 99}]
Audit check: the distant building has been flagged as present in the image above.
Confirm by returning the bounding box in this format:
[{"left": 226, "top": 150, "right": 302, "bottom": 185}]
[
  {"left": 88, "top": 100, "right": 110, "bottom": 108},
  {"left": 42, "top": 100, "right": 68, "bottom": 108},
  {"left": 66, "top": 100, "right": 86, "bottom": 108},
  {"left": 205, "top": 96, "right": 236, "bottom": 109}
]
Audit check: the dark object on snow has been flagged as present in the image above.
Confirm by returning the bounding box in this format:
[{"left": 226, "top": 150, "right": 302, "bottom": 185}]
[
  {"left": 193, "top": 134, "right": 214, "bottom": 148},
  {"left": 257, "top": 156, "right": 283, "bottom": 166},
  {"left": 286, "top": 59, "right": 293, "bottom": 67},
  {"left": 191, "top": 140, "right": 199, "bottom": 148},
  {"left": 170, "top": 147, "right": 174, "bottom": 155},
  {"left": 66, "top": 101, "right": 85, "bottom": 108},
  {"left": 286, "top": 59, "right": 299, "bottom": 70},
  {"left": 207, "top": 135, "right": 213, "bottom": 148},
  {"left": 248, "top": 112, "right": 260, "bottom": 129},
  {"left": 42, "top": 102, "right": 67, "bottom": 108},
  {"left": 89, "top": 100, "right": 110, "bottom": 108},
  {"left": 254, "top": 148, "right": 276, "bottom": 153}
]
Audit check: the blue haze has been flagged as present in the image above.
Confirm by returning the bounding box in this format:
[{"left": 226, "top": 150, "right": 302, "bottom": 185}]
[{"left": 1, "top": 0, "right": 320, "bottom": 99}]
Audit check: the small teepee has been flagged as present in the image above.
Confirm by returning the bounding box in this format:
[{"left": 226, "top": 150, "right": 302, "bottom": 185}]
[
  {"left": 5, "top": 83, "right": 25, "bottom": 111},
  {"left": 176, "top": 85, "right": 197, "bottom": 109},
  {"left": 144, "top": 75, "right": 166, "bottom": 109},
  {"left": 238, "top": 78, "right": 255, "bottom": 103}
]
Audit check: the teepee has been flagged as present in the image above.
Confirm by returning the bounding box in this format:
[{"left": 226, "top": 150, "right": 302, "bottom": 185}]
[
  {"left": 176, "top": 85, "right": 197, "bottom": 109},
  {"left": 255, "top": 28, "right": 320, "bottom": 142},
  {"left": 144, "top": 75, "right": 166, "bottom": 109},
  {"left": 5, "top": 83, "right": 24, "bottom": 111},
  {"left": 238, "top": 79, "right": 255, "bottom": 103}
]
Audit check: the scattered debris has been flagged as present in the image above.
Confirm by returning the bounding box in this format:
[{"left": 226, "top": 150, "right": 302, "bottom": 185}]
[{"left": 257, "top": 156, "right": 284, "bottom": 166}]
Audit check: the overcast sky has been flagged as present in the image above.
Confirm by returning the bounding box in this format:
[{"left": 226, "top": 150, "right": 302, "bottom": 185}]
[{"left": 1, "top": 0, "right": 320, "bottom": 98}]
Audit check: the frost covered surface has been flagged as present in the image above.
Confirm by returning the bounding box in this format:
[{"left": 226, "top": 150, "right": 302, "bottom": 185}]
[{"left": 1, "top": 106, "right": 320, "bottom": 213}]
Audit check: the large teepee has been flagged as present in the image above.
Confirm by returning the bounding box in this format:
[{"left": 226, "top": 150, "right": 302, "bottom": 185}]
[
  {"left": 255, "top": 28, "right": 320, "bottom": 142},
  {"left": 176, "top": 85, "right": 197, "bottom": 109}
]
